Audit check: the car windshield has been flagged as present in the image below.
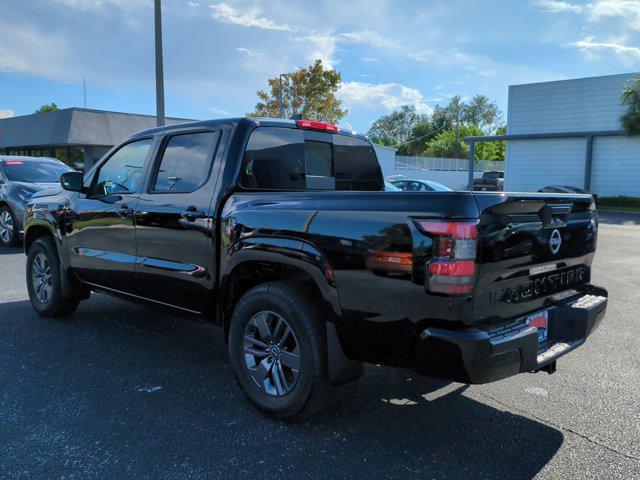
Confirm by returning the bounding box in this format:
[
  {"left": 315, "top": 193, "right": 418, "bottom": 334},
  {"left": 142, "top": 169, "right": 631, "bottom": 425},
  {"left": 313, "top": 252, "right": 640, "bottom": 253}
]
[{"left": 2, "top": 160, "right": 72, "bottom": 183}]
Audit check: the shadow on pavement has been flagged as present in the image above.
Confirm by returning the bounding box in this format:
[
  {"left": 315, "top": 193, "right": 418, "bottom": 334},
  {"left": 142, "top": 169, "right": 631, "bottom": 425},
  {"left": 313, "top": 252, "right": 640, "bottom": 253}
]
[
  {"left": 0, "top": 296, "right": 563, "bottom": 480},
  {"left": 0, "top": 246, "right": 22, "bottom": 256}
]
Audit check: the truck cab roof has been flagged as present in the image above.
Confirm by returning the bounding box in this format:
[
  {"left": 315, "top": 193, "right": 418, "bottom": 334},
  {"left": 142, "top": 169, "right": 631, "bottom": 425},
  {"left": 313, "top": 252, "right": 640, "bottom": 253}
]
[{"left": 129, "top": 117, "right": 370, "bottom": 142}]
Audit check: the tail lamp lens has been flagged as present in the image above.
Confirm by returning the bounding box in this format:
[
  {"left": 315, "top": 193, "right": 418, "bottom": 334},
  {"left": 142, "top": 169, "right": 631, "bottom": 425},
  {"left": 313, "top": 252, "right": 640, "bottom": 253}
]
[{"left": 416, "top": 220, "right": 478, "bottom": 296}]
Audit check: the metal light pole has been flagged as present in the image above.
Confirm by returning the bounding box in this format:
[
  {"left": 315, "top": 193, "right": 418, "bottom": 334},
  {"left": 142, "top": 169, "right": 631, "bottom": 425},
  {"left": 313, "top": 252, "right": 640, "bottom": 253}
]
[
  {"left": 278, "top": 74, "right": 285, "bottom": 118},
  {"left": 154, "top": 0, "right": 165, "bottom": 127}
]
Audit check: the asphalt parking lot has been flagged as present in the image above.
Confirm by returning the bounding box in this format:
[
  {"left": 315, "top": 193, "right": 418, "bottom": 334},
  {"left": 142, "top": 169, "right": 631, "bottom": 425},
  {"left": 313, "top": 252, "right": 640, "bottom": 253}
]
[{"left": 1, "top": 211, "right": 639, "bottom": 480}]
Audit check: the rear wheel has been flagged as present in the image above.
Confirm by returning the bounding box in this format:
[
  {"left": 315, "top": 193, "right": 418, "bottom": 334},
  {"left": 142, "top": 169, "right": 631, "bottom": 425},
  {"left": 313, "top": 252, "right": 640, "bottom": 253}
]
[
  {"left": 228, "top": 282, "right": 334, "bottom": 421},
  {"left": 26, "top": 237, "right": 79, "bottom": 317},
  {"left": 0, "top": 206, "right": 17, "bottom": 247}
]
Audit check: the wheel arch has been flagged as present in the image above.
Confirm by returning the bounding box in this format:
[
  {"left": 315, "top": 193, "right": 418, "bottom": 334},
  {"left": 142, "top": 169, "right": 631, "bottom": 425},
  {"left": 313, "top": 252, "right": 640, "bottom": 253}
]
[
  {"left": 219, "top": 237, "right": 341, "bottom": 334},
  {"left": 24, "top": 223, "right": 58, "bottom": 255},
  {"left": 218, "top": 237, "right": 363, "bottom": 385}
]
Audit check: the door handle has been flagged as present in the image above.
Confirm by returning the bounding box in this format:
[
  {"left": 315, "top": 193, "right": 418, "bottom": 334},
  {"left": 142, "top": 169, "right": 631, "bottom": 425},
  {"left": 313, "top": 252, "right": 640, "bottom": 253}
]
[
  {"left": 118, "top": 205, "right": 134, "bottom": 218},
  {"left": 181, "top": 208, "right": 206, "bottom": 221}
]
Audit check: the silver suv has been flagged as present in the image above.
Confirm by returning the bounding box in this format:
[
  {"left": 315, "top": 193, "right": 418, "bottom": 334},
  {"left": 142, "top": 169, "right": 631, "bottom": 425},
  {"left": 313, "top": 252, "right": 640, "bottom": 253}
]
[{"left": 0, "top": 156, "right": 73, "bottom": 246}]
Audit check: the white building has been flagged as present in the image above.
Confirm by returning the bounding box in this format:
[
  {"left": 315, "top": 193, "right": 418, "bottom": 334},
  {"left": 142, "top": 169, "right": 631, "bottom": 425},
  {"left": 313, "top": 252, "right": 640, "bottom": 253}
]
[{"left": 505, "top": 73, "right": 639, "bottom": 196}]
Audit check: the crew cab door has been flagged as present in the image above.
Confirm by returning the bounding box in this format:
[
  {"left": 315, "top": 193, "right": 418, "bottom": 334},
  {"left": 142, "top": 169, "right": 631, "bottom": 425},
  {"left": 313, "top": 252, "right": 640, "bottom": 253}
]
[
  {"left": 67, "top": 138, "right": 154, "bottom": 292},
  {"left": 133, "top": 129, "right": 222, "bottom": 313}
]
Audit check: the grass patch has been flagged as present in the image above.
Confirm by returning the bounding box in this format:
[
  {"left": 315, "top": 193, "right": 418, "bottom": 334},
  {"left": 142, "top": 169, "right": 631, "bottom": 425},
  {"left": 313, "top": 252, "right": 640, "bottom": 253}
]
[
  {"left": 598, "top": 205, "right": 640, "bottom": 213},
  {"left": 596, "top": 196, "right": 640, "bottom": 212}
]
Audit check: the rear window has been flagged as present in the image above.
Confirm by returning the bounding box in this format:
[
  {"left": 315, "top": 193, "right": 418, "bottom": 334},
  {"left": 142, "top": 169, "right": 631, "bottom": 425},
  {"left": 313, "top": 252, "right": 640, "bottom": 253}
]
[
  {"left": 1, "top": 160, "right": 72, "bottom": 183},
  {"left": 484, "top": 171, "right": 504, "bottom": 179},
  {"left": 240, "top": 127, "right": 382, "bottom": 191}
]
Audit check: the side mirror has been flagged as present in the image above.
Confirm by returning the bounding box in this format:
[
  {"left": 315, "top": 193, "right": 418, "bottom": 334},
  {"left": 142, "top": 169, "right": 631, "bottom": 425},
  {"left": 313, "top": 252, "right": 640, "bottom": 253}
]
[{"left": 60, "top": 171, "right": 84, "bottom": 192}]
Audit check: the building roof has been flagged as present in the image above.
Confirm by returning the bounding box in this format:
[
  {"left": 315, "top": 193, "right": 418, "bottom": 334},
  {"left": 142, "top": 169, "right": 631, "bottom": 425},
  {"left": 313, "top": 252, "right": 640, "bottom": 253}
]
[{"left": 0, "top": 108, "right": 194, "bottom": 148}]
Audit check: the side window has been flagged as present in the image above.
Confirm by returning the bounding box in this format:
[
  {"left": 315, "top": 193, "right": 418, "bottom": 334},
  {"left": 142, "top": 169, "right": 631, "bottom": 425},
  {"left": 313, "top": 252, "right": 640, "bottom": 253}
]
[
  {"left": 152, "top": 131, "right": 219, "bottom": 193},
  {"left": 92, "top": 139, "right": 153, "bottom": 196}
]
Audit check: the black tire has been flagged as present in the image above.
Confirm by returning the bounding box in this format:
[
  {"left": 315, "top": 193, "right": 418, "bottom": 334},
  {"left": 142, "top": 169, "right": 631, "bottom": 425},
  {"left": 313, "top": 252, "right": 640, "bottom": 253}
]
[
  {"left": 228, "top": 281, "right": 334, "bottom": 421},
  {"left": 26, "top": 237, "right": 79, "bottom": 317},
  {"left": 0, "top": 205, "right": 18, "bottom": 247}
]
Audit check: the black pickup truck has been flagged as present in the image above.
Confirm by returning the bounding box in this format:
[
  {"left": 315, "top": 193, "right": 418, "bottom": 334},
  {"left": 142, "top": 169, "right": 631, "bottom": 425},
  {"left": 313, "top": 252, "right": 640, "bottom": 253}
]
[
  {"left": 473, "top": 170, "right": 504, "bottom": 191},
  {"left": 23, "top": 117, "right": 607, "bottom": 420}
]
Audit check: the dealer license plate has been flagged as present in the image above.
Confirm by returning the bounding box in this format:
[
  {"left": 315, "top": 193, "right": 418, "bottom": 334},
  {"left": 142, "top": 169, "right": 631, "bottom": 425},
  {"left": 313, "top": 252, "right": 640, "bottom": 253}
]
[{"left": 526, "top": 310, "right": 549, "bottom": 342}]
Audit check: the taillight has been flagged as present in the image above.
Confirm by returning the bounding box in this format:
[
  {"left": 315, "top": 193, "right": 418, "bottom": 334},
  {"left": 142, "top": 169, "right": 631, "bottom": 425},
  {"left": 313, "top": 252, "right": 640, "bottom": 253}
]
[
  {"left": 415, "top": 220, "right": 478, "bottom": 296},
  {"left": 296, "top": 119, "right": 339, "bottom": 133}
]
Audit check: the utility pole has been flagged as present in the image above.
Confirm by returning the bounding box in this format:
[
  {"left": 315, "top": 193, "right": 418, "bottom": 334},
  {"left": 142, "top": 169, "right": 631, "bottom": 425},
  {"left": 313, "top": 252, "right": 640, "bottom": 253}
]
[
  {"left": 154, "top": 0, "right": 165, "bottom": 127},
  {"left": 83, "top": 75, "right": 87, "bottom": 108},
  {"left": 278, "top": 74, "right": 284, "bottom": 118},
  {"left": 455, "top": 107, "right": 460, "bottom": 158}
]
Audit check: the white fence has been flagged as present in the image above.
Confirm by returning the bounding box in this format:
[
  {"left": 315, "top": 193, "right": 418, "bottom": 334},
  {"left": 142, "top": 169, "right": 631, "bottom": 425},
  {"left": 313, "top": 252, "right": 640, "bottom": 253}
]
[{"left": 395, "top": 156, "right": 504, "bottom": 172}]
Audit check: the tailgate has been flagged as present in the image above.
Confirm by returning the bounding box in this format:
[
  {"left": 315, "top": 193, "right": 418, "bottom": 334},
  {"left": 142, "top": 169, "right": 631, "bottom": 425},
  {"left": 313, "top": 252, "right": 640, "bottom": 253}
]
[{"left": 472, "top": 192, "right": 598, "bottom": 324}]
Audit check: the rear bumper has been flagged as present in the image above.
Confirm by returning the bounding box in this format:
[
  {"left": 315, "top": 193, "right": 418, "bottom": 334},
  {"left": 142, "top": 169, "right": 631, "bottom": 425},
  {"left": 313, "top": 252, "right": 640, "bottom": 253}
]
[{"left": 413, "top": 285, "right": 608, "bottom": 384}]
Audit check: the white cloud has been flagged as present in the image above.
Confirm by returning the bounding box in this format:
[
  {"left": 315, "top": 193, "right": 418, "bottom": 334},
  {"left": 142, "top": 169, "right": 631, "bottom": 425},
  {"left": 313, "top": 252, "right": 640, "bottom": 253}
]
[
  {"left": 409, "top": 48, "right": 491, "bottom": 72},
  {"left": 339, "top": 31, "right": 399, "bottom": 50},
  {"left": 188, "top": 1, "right": 200, "bottom": 7},
  {"left": 53, "top": 0, "right": 151, "bottom": 10},
  {"left": 339, "top": 81, "right": 433, "bottom": 114},
  {"left": 0, "top": 21, "right": 72, "bottom": 82},
  {"left": 237, "top": 47, "right": 262, "bottom": 57},
  {"left": 0, "top": 109, "right": 14, "bottom": 119},
  {"left": 533, "top": 0, "right": 640, "bottom": 29},
  {"left": 210, "top": 106, "right": 230, "bottom": 115},
  {"left": 210, "top": 3, "right": 295, "bottom": 32},
  {"left": 569, "top": 36, "right": 640, "bottom": 60},
  {"left": 532, "top": 0, "right": 587, "bottom": 13},
  {"left": 589, "top": 1, "right": 640, "bottom": 29},
  {"left": 293, "top": 34, "right": 338, "bottom": 69}
]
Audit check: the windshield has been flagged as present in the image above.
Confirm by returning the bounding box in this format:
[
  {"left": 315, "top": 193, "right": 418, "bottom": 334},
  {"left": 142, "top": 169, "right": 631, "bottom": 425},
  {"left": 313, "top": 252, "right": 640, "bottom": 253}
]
[{"left": 2, "top": 160, "right": 72, "bottom": 183}]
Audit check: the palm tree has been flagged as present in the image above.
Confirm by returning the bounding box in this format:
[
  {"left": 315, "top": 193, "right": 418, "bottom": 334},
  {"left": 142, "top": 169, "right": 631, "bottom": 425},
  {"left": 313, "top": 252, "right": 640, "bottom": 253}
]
[{"left": 620, "top": 75, "right": 640, "bottom": 135}]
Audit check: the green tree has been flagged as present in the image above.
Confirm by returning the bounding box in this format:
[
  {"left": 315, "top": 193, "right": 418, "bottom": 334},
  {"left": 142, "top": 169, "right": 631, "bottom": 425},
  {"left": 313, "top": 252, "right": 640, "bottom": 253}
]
[
  {"left": 34, "top": 103, "right": 58, "bottom": 114},
  {"left": 249, "top": 59, "right": 346, "bottom": 124},
  {"left": 426, "top": 125, "right": 504, "bottom": 160},
  {"left": 367, "top": 105, "right": 429, "bottom": 154},
  {"left": 620, "top": 75, "right": 640, "bottom": 135},
  {"left": 463, "top": 95, "right": 502, "bottom": 131},
  {"left": 404, "top": 121, "right": 438, "bottom": 156}
]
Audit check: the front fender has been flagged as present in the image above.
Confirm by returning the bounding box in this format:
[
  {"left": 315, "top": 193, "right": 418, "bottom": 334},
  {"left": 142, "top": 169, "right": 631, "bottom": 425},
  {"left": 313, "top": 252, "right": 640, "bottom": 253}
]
[{"left": 23, "top": 205, "right": 69, "bottom": 266}]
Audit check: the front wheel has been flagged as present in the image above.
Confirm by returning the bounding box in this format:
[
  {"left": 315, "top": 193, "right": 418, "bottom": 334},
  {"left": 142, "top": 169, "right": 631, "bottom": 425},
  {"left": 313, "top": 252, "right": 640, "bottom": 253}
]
[
  {"left": 26, "top": 237, "right": 79, "bottom": 317},
  {"left": 0, "top": 206, "right": 17, "bottom": 247},
  {"left": 228, "top": 282, "right": 334, "bottom": 421}
]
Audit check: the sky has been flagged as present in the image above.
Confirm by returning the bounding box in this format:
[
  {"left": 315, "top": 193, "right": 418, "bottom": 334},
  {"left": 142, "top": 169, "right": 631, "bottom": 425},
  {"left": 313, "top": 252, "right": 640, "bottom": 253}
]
[{"left": 0, "top": 0, "right": 639, "bottom": 133}]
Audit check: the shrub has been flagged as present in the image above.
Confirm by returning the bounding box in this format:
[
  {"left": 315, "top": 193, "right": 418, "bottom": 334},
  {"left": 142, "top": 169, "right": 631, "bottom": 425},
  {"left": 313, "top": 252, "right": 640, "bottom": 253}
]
[{"left": 597, "top": 196, "right": 640, "bottom": 208}]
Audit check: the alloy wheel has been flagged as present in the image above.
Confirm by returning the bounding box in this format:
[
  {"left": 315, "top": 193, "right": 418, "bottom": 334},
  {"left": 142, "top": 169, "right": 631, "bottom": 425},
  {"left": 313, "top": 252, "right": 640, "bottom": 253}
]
[
  {"left": 31, "top": 253, "right": 53, "bottom": 304},
  {"left": 243, "top": 310, "right": 301, "bottom": 396},
  {"left": 0, "top": 211, "right": 14, "bottom": 244}
]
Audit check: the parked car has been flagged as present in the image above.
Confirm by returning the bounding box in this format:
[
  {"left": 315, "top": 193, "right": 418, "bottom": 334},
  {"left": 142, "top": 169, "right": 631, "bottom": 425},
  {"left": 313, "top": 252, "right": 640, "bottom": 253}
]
[
  {"left": 384, "top": 180, "right": 401, "bottom": 191},
  {"left": 473, "top": 171, "right": 504, "bottom": 191},
  {"left": 539, "top": 185, "right": 596, "bottom": 200},
  {"left": 389, "top": 178, "right": 452, "bottom": 192},
  {"left": 385, "top": 174, "right": 408, "bottom": 182},
  {"left": 23, "top": 117, "right": 607, "bottom": 420},
  {"left": 0, "top": 156, "right": 74, "bottom": 246}
]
